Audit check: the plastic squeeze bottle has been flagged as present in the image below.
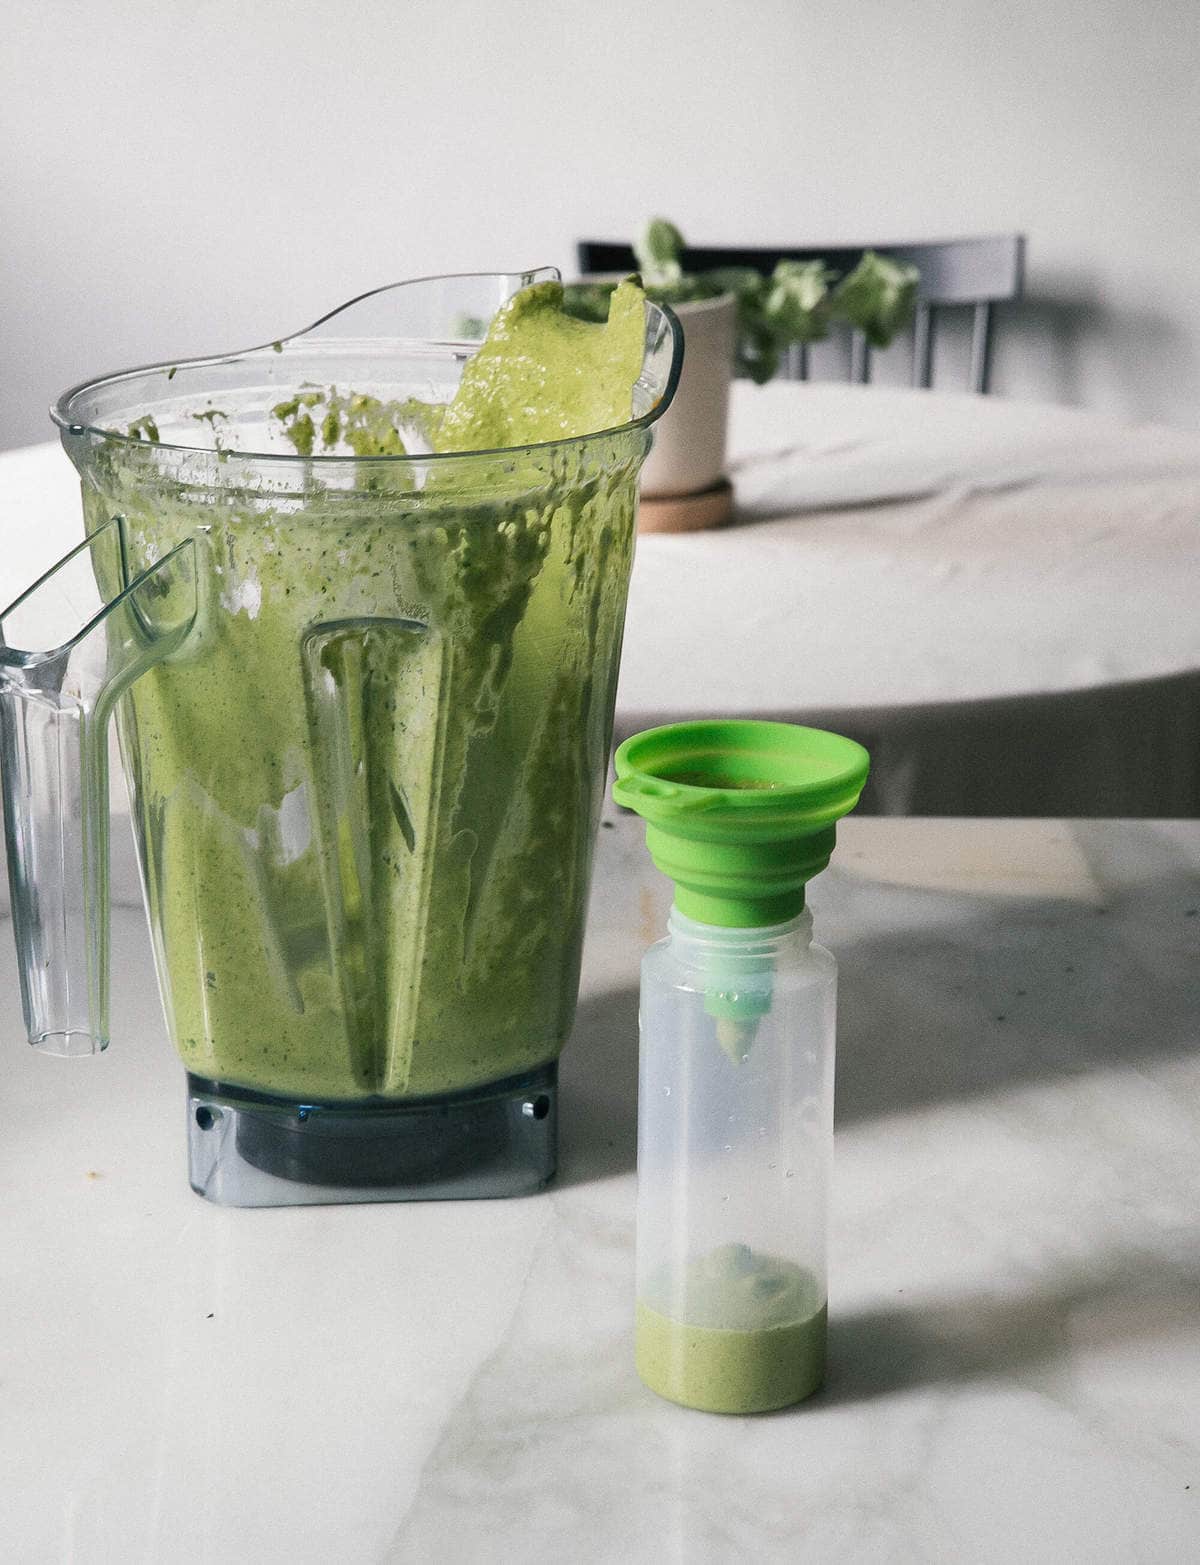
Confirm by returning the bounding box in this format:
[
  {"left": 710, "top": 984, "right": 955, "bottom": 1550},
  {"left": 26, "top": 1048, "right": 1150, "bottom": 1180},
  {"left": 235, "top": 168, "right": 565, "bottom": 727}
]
[{"left": 612, "top": 719, "right": 869, "bottom": 1414}]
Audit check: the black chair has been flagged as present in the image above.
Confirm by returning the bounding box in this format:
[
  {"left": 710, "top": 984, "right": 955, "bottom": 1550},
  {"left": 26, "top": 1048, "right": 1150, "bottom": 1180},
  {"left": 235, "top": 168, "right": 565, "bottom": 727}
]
[{"left": 577, "top": 235, "right": 1026, "bottom": 394}]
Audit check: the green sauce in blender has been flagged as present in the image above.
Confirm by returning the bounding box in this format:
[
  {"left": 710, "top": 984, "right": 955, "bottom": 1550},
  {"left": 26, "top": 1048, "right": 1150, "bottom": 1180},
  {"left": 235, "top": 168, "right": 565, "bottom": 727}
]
[{"left": 86, "top": 278, "right": 647, "bottom": 1101}]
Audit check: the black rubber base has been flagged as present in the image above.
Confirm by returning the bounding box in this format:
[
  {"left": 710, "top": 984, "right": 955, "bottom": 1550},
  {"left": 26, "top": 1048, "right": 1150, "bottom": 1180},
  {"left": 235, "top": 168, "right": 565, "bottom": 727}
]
[{"left": 185, "top": 1065, "right": 557, "bottom": 1207}]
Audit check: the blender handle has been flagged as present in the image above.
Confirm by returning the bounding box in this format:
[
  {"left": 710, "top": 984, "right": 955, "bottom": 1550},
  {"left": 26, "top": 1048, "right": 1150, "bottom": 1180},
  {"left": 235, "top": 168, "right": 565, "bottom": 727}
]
[{"left": 0, "top": 518, "right": 196, "bottom": 1055}]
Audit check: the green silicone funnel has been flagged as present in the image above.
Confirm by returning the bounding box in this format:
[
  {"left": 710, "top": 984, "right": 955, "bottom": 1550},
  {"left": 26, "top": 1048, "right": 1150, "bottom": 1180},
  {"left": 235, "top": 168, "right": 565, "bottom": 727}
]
[{"left": 612, "top": 720, "right": 870, "bottom": 928}]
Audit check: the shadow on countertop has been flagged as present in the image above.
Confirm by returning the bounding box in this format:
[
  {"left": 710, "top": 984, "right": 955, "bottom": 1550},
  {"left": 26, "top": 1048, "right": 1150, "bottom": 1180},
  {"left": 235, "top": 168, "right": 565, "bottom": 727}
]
[
  {"left": 557, "top": 823, "right": 1199, "bottom": 1183},
  {"left": 557, "top": 984, "right": 641, "bottom": 1189},
  {"left": 832, "top": 861, "right": 1199, "bottom": 1125},
  {"left": 819, "top": 1248, "right": 1200, "bottom": 1408}
]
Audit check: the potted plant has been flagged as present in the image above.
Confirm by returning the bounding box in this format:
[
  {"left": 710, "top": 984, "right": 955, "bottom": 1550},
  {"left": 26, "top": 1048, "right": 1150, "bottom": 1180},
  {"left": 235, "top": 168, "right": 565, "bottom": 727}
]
[{"left": 565, "top": 219, "right": 919, "bottom": 530}]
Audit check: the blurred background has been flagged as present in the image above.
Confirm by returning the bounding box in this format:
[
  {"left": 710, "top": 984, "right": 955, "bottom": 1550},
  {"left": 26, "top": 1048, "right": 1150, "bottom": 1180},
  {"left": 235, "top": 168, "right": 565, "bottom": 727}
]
[{"left": 3, "top": 0, "right": 1199, "bottom": 450}]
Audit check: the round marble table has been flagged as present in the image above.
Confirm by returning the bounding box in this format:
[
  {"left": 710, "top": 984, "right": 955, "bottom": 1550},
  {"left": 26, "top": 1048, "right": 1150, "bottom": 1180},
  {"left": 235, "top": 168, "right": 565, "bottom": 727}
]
[
  {"left": 2, "top": 812, "right": 1197, "bottom": 1562},
  {"left": 3, "top": 383, "right": 1199, "bottom": 815},
  {"left": 618, "top": 383, "right": 1200, "bottom": 815}
]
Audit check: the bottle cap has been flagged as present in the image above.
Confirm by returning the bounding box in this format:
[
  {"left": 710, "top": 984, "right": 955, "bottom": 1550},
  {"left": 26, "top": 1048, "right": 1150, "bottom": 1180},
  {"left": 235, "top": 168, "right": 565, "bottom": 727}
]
[{"left": 612, "top": 719, "right": 870, "bottom": 928}]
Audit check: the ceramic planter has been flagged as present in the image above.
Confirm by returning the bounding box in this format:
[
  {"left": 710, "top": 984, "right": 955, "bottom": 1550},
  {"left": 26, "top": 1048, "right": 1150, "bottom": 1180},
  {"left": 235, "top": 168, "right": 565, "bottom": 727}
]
[{"left": 639, "top": 293, "right": 737, "bottom": 528}]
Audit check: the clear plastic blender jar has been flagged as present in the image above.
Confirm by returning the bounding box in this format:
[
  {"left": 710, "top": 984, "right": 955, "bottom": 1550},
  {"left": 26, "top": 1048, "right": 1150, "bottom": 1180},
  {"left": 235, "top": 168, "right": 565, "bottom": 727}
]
[{"left": 0, "top": 271, "right": 681, "bottom": 1205}]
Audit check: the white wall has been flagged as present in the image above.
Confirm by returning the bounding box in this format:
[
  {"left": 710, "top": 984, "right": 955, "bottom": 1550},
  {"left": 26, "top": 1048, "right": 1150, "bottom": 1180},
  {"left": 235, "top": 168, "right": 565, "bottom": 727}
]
[{"left": 3, "top": 0, "right": 1199, "bottom": 450}]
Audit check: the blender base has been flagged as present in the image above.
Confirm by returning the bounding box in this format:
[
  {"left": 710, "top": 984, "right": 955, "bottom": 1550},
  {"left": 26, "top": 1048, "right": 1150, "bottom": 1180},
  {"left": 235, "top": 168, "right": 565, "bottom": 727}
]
[{"left": 185, "top": 1064, "right": 556, "bottom": 1207}]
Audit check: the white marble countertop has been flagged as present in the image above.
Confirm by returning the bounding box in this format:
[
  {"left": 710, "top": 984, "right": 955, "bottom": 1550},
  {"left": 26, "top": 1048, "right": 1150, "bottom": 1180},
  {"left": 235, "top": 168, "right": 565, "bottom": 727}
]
[{"left": 2, "top": 813, "right": 1198, "bottom": 1563}]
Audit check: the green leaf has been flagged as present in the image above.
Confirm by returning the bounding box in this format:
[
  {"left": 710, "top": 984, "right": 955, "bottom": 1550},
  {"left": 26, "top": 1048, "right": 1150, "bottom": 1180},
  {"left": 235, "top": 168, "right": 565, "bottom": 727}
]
[
  {"left": 561, "top": 281, "right": 617, "bottom": 323},
  {"left": 634, "top": 217, "right": 685, "bottom": 288},
  {"left": 647, "top": 276, "right": 716, "bottom": 307},
  {"left": 763, "top": 259, "right": 833, "bottom": 345},
  {"left": 830, "top": 252, "right": 919, "bottom": 348},
  {"left": 735, "top": 319, "right": 782, "bottom": 385},
  {"left": 616, "top": 216, "right": 922, "bottom": 380},
  {"left": 699, "top": 269, "right": 775, "bottom": 368},
  {"left": 703, "top": 265, "right": 766, "bottom": 303}
]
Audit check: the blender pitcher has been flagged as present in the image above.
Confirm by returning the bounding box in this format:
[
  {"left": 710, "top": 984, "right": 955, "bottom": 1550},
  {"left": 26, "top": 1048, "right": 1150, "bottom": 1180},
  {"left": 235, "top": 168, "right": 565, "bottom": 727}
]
[{"left": 0, "top": 270, "right": 682, "bottom": 1206}]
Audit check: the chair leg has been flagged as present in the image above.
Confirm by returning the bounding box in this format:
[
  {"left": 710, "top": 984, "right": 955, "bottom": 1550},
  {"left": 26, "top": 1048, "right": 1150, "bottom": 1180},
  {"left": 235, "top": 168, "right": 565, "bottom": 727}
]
[
  {"left": 969, "top": 301, "right": 993, "bottom": 394},
  {"left": 785, "top": 343, "right": 811, "bottom": 381},
  {"left": 850, "top": 331, "right": 871, "bottom": 384},
  {"left": 912, "top": 304, "right": 935, "bottom": 388}
]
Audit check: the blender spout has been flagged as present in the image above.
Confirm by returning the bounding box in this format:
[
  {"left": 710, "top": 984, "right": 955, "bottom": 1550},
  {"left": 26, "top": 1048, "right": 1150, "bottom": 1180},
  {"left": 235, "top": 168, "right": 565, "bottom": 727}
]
[
  {"left": 0, "top": 518, "right": 196, "bottom": 1055},
  {"left": 281, "top": 267, "right": 562, "bottom": 346}
]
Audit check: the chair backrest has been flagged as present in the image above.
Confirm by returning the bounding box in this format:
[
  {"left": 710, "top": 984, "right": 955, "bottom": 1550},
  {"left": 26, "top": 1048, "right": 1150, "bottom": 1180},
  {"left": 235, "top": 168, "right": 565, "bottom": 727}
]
[{"left": 576, "top": 235, "right": 1026, "bottom": 394}]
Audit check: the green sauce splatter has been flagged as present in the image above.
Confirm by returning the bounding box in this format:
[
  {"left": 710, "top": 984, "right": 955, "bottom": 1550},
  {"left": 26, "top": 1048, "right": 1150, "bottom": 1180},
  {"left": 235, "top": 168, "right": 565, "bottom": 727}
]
[
  {"left": 127, "top": 414, "right": 160, "bottom": 442},
  {"left": 266, "top": 278, "right": 644, "bottom": 460}
]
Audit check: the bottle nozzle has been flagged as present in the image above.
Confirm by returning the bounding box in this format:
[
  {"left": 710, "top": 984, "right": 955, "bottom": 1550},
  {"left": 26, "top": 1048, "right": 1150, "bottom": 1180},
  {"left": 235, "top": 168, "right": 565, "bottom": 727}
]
[{"left": 715, "top": 1015, "right": 761, "bottom": 1063}]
